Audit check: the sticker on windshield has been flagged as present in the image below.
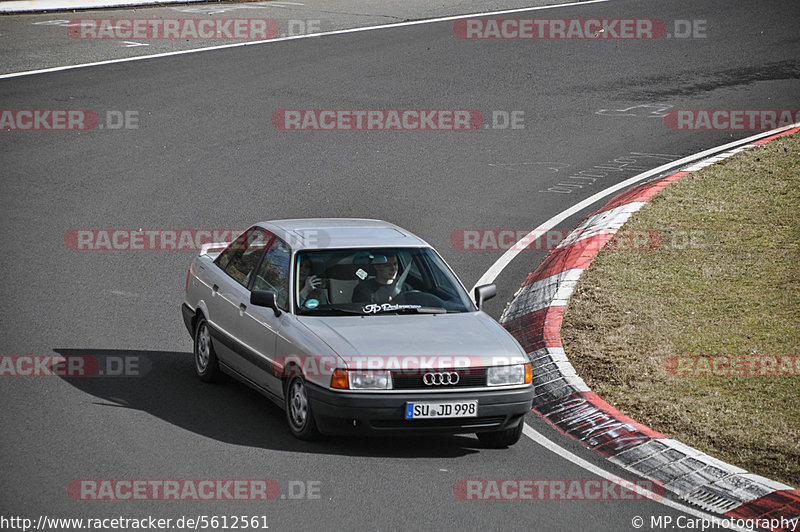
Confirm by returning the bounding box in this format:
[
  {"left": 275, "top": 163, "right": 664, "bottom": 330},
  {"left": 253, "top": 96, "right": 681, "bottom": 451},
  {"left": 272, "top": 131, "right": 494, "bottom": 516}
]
[
  {"left": 355, "top": 268, "right": 368, "bottom": 280},
  {"left": 363, "top": 303, "right": 422, "bottom": 314},
  {"left": 305, "top": 299, "right": 319, "bottom": 309}
]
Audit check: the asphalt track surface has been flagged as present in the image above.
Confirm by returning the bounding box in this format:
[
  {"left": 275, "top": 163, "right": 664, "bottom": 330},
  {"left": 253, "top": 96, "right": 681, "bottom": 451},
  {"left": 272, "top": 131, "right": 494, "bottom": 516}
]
[
  {"left": 1, "top": 0, "right": 799, "bottom": 530},
  {"left": 0, "top": 0, "right": 577, "bottom": 75}
]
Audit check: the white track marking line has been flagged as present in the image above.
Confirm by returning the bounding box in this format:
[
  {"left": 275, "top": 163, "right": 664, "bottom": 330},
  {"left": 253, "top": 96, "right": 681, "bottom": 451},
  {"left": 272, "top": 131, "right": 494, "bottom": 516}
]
[
  {"left": 471, "top": 123, "right": 800, "bottom": 291},
  {"left": 522, "top": 424, "right": 751, "bottom": 531},
  {"left": 0, "top": 0, "right": 609, "bottom": 80}
]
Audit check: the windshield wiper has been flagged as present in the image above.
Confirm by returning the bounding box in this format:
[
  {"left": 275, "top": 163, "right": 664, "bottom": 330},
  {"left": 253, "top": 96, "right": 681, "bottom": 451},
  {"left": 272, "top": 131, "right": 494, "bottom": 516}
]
[
  {"left": 299, "top": 308, "right": 364, "bottom": 316},
  {"left": 392, "top": 306, "right": 448, "bottom": 314}
]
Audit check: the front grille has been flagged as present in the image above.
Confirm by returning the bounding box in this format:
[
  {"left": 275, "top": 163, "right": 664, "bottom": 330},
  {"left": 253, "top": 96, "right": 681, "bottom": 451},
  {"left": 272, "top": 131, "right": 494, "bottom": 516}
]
[{"left": 390, "top": 368, "right": 487, "bottom": 389}]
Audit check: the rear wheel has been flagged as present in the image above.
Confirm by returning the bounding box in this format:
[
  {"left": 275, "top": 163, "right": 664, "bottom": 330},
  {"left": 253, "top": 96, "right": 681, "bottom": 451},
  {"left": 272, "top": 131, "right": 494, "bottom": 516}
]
[
  {"left": 193, "top": 316, "right": 223, "bottom": 383},
  {"left": 285, "top": 376, "right": 322, "bottom": 440},
  {"left": 477, "top": 421, "right": 523, "bottom": 448}
]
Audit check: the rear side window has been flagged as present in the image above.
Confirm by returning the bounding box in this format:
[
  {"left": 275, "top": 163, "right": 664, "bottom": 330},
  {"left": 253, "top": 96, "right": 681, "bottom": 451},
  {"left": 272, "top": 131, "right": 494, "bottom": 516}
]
[
  {"left": 214, "top": 231, "right": 248, "bottom": 271},
  {"left": 252, "top": 238, "right": 291, "bottom": 310},
  {"left": 216, "top": 228, "right": 272, "bottom": 287}
]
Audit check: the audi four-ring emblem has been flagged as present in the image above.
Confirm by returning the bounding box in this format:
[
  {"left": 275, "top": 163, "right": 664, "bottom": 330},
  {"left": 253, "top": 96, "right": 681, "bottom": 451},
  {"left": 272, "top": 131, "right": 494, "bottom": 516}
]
[{"left": 422, "top": 372, "right": 460, "bottom": 385}]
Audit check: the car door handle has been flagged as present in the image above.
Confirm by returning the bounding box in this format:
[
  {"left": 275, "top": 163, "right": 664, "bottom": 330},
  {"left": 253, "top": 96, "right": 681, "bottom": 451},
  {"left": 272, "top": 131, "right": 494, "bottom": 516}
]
[
  {"left": 239, "top": 303, "right": 247, "bottom": 312},
  {"left": 212, "top": 284, "right": 219, "bottom": 295}
]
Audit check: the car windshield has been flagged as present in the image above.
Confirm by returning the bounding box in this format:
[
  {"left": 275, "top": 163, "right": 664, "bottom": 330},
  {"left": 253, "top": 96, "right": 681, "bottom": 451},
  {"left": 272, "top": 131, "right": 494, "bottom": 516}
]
[{"left": 294, "top": 247, "right": 475, "bottom": 315}]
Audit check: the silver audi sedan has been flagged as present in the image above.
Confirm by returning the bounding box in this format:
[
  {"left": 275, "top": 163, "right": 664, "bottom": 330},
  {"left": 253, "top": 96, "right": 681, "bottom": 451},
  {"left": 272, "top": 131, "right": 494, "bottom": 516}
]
[{"left": 181, "top": 219, "right": 533, "bottom": 447}]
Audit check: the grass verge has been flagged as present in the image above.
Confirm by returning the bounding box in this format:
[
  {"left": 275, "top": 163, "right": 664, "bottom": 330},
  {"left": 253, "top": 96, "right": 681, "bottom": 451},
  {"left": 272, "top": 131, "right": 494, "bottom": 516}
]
[{"left": 562, "top": 133, "right": 799, "bottom": 486}]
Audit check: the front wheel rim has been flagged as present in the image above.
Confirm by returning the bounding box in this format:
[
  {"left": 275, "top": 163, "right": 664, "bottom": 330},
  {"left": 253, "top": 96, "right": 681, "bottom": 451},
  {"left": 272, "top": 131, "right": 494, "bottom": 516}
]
[{"left": 289, "top": 380, "right": 308, "bottom": 428}]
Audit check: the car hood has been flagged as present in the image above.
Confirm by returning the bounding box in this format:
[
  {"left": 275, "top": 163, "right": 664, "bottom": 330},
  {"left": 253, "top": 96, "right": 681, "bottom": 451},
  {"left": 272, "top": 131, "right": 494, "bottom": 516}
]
[{"left": 296, "top": 312, "right": 527, "bottom": 368}]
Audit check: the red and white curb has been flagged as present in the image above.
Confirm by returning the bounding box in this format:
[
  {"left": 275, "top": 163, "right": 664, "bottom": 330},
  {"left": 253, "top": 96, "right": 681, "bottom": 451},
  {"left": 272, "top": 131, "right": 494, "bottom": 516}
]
[{"left": 501, "top": 126, "right": 800, "bottom": 530}]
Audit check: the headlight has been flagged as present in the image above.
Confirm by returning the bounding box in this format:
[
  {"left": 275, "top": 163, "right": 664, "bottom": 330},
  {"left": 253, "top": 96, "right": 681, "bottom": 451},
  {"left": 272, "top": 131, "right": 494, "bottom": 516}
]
[
  {"left": 487, "top": 364, "right": 531, "bottom": 386},
  {"left": 331, "top": 369, "right": 392, "bottom": 390}
]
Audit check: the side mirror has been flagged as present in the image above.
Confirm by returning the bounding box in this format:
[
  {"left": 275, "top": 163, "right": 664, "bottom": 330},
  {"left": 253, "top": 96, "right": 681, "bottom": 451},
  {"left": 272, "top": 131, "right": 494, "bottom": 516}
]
[
  {"left": 474, "top": 284, "right": 497, "bottom": 310},
  {"left": 251, "top": 290, "right": 282, "bottom": 317}
]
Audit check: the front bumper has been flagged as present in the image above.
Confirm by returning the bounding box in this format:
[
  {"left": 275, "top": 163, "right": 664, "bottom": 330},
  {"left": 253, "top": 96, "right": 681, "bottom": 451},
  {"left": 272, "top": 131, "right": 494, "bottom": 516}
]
[
  {"left": 306, "top": 383, "right": 534, "bottom": 436},
  {"left": 181, "top": 303, "right": 194, "bottom": 336}
]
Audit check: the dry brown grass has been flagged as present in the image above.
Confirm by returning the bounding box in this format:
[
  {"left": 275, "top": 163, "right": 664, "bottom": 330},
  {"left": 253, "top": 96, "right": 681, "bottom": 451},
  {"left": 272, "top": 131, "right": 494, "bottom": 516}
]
[{"left": 562, "top": 133, "right": 800, "bottom": 486}]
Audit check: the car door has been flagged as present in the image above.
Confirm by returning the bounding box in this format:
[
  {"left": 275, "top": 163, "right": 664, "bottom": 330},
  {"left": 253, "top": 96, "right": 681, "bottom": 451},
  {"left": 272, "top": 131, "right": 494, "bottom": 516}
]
[
  {"left": 206, "top": 227, "right": 271, "bottom": 371},
  {"left": 236, "top": 236, "right": 292, "bottom": 397}
]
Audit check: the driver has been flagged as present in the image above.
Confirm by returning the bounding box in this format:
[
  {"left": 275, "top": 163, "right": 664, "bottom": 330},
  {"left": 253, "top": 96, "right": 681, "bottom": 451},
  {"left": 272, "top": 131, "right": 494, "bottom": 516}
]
[
  {"left": 352, "top": 253, "right": 411, "bottom": 304},
  {"left": 298, "top": 256, "right": 328, "bottom": 307}
]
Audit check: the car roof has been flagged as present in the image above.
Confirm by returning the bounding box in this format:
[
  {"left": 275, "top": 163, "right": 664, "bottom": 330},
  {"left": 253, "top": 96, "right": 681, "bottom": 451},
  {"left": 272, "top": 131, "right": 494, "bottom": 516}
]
[{"left": 254, "top": 218, "right": 431, "bottom": 251}]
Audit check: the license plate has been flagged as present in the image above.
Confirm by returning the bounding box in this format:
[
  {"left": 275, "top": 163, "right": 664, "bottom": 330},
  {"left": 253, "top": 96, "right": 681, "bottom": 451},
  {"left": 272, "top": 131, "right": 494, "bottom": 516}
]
[{"left": 405, "top": 400, "right": 478, "bottom": 419}]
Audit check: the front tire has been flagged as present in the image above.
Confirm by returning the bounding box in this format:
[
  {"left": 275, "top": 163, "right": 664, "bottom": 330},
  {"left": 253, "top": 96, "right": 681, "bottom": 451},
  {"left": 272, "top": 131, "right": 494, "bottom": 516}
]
[
  {"left": 285, "top": 376, "right": 321, "bottom": 440},
  {"left": 477, "top": 421, "right": 523, "bottom": 448},
  {"left": 193, "top": 316, "right": 223, "bottom": 383}
]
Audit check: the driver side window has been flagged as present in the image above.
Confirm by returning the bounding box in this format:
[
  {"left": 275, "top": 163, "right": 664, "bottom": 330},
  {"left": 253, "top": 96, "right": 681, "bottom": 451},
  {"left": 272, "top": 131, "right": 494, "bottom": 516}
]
[{"left": 252, "top": 238, "right": 291, "bottom": 310}]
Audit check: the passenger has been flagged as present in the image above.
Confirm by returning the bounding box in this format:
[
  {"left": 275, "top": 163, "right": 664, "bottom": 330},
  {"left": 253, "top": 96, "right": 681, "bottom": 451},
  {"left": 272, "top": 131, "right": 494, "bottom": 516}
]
[
  {"left": 352, "top": 253, "right": 410, "bottom": 304},
  {"left": 298, "top": 257, "right": 328, "bottom": 307}
]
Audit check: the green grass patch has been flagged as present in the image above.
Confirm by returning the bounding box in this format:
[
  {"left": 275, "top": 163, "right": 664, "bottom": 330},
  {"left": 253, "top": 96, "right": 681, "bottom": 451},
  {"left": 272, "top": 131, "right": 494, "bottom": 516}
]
[{"left": 562, "top": 133, "right": 800, "bottom": 486}]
